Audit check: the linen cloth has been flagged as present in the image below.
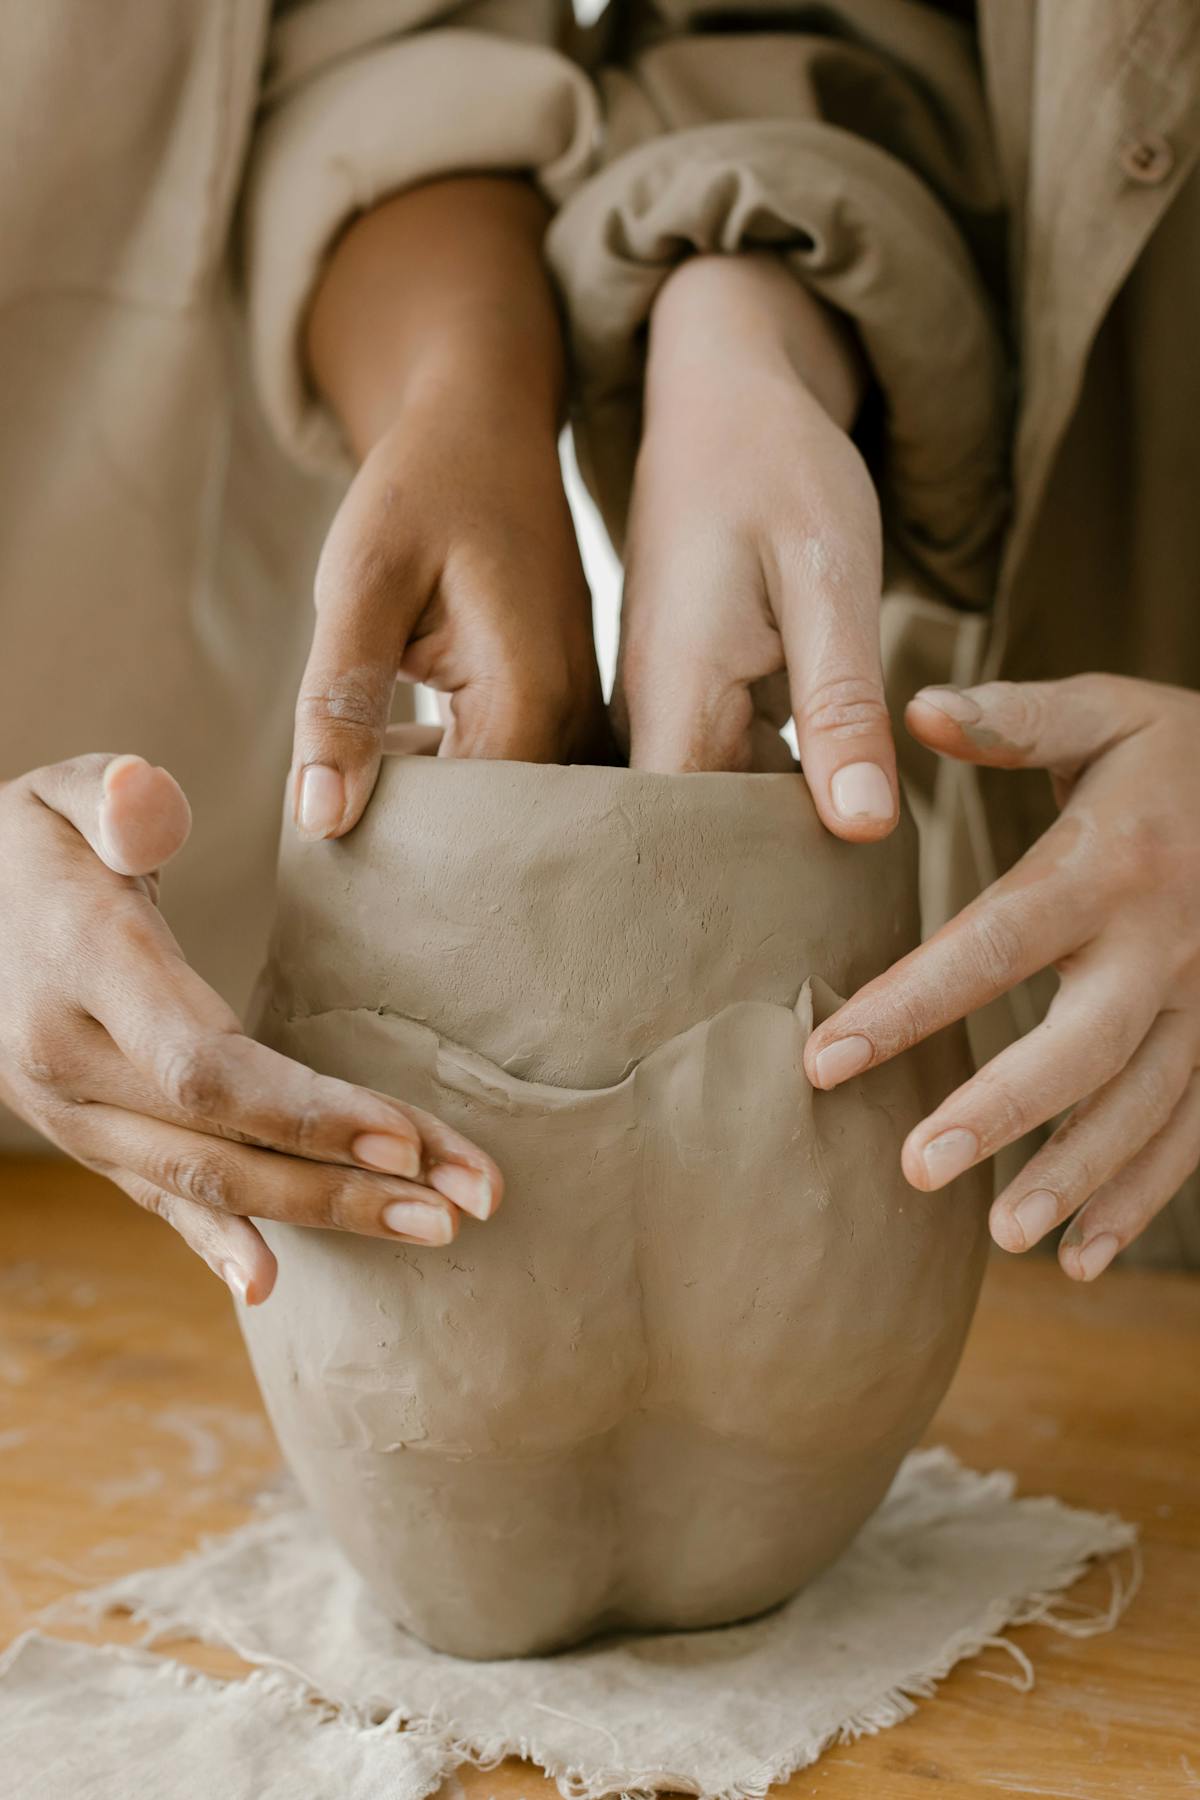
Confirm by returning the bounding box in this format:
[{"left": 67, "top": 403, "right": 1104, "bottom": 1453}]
[
  {"left": 0, "top": 1632, "right": 450, "bottom": 1800},
  {"left": 57, "top": 1449, "right": 1136, "bottom": 1800}
]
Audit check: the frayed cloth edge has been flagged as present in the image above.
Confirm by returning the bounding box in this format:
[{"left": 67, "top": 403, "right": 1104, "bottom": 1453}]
[{"left": 49, "top": 1459, "right": 1140, "bottom": 1800}]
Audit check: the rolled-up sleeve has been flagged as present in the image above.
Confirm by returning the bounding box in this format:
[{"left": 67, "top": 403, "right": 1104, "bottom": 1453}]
[
  {"left": 243, "top": 0, "right": 599, "bottom": 471},
  {"left": 549, "top": 2, "right": 1011, "bottom": 606}
]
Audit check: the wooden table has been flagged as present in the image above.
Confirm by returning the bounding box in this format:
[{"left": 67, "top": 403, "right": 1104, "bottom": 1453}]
[{"left": 1, "top": 1156, "right": 1197, "bottom": 1796}]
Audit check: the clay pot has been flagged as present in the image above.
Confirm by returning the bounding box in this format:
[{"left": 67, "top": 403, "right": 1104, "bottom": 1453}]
[{"left": 242, "top": 757, "right": 988, "bottom": 1659}]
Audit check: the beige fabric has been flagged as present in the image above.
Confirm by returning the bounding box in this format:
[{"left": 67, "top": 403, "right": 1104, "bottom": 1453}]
[
  {"left": 0, "top": 1632, "right": 449, "bottom": 1800},
  {"left": 248, "top": 3, "right": 600, "bottom": 468},
  {"left": 64, "top": 1449, "right": 1138, "bottom": 1798},
  {"left": 549, "top": 2, "right": 1012, "bottom": 607},
  {"left": 970, "top": 2, "right": 1200, "bottom": 1264},
  {"left": 0, "top": 0, "right": 596, "bottom": 1152}
]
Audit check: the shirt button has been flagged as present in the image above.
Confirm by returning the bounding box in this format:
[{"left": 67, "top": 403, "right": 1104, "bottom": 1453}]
[{"left": 1119, "top": 132, "right": 1175, "bottom": 184}]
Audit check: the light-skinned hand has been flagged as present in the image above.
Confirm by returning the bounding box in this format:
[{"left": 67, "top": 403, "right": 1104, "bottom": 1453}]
[
  {"left": 616, "top": 252, "right": 898, "bottom": 842},
  {"left": 804, "top": 675, "right": 1200, "bottom": 1277}
]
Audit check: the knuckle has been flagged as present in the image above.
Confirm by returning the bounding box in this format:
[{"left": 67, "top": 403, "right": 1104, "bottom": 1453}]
[
  {"left": 295, "top": 669, "right": 390, "bottom": 739},
  {"left": 300, "top": 1175, "right": 342, "bottom": 1232},
  {"left": 881, "top": 989, "right": 932, "bottom": 1056},
  {"left": 154, "top": 1038, "right": 232, "bottom": 1120},
  {"left": 967, "top": 907, "right": 1025, "bottom": 990},
  {"left": 1112, "top": 813, "right": 1174, "bottom": 890},
  {"left": 131, "top": 1180, "right": 173, "bottom": 1223},
  {"left": 798, "top": 675, "right": 889, "bottom": 743},
  {"left": 288, "top": 1083, "right": 330, "bottom": 1161},
  {"left": 9, "top": 1005, "right": 91, "bottom": 1100},
  {"left": 782, "top": 520, "right": 879, "bottom": 592},
  {"left": 1082, "top": 1003, "right": 1141, "bottom": 1078},
  {"left": 166, "top": 1150, "right": 240, "bottom": 1214},
  {"left": 1003, "top": 683, "right": 1048, "bottom": 748},
  {"left": 74, "top": 887, "right": 150, "bottom": 958},
  {"left": 973, "top": 1075, "right": 1031, "bottom": 1146},
  {"left": 16, "top": 1023, "right": 70, "bottom": 1092}
]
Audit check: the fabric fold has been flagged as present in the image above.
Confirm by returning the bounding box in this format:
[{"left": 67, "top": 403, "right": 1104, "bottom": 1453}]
[
  {"left": 243, "top": 12, "right": 600, "bottom": 472},
  {"left": 548, "top": 117, "right": 1010, "bottom": 601}
]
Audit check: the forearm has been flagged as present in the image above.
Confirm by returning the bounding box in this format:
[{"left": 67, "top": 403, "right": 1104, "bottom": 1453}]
[
  {"left": 306, "top": 175, "right": 566, "bottom": 458},
  {"left": 647, "top": 253, "right": 867, "bottom": 434}
]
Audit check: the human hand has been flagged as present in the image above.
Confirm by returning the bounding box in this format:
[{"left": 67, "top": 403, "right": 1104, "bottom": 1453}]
[
  {"left": 614, "top": 252, "right": 898, "bottom": 841},
  {"left": 292, "top": 176, "right": 611, "bottom": 840},
  {"left": 804, "top": 674, "right": 1200, "bottom": 1277},
  {"left": 0, "top": 755, "right": 503, "bottom": 1303}
]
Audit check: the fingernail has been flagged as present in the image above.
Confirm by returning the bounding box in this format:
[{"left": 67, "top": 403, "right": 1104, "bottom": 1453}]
[
  {"left": 1074, "top": 1232, "right": 1119, "bottom": 1281},
  {"left": 813, "top": 1035, "right": 873, "bottom": 1089},
  {"left": 296, "top": 764, "right": 344, "bottom": 839},
  {"left": 915, "top": 687, "right": 982, "bottom": 725},
  {"left": 382, "top": 1201, "right": 454, "bottom": 1245},
  {"left": 831, "top": 762, "right": 894, "bottom": 823},
  {"left": 352, "top": 1131, "right": 421, "bottom": 1180},
  {"left": 428, "top": 1163, "right": 494, "bottom": 1221},
  {"left": 921, "top": 1127, "right": 979, "bottom": 1187},
  {"left": 1011, "top": 1189, "right": 1060, "bottom": 1249},
  {"left": 221, "top": 1261, "right": 250, "bottom": 1303}
]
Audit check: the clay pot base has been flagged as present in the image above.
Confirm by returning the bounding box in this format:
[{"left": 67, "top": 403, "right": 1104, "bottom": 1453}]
[{"left": 243, "top": 757, "right": 989, "bottom": 1659}]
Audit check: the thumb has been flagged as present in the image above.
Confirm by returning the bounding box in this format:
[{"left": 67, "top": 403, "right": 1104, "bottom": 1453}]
[
  {"left": 292, "top": 483, "right": 425, "bottom": 840},
  {"left": 28, "top": 753, "right": 191, "bottom": 878},
  {"left": 783, "top": 563, "right": 898, "bottom": 843},
  {"left": 906, "top": 676, "right": 1138, "bottom": 777}
]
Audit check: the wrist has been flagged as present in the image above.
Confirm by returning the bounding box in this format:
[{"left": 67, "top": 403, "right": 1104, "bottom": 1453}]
[
  {"left": 383, "top": 326, "right": 565, "bottom": 448},
  {"left": 647, "top": 253, "right": 866, "bottom": 433},
  {"left": 307, "top": 176, "right": 566, "bottom": 459}
]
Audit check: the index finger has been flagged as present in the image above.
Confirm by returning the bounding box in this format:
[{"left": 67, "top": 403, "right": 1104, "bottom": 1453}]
[
  {"left": 778, "top": 457, "right": 898, "bottom": 843},
  {"left": 803, "top": 820, "right": 1104, "bottom": 1089}
]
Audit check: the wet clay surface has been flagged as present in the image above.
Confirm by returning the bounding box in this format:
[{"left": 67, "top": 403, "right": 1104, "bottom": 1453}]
[{"left": 245, "top": 758, "right": 990, "bottom": 1656}]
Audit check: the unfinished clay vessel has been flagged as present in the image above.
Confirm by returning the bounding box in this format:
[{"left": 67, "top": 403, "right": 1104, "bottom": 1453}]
[{"left": 242, "top": 756, "right": 988, "bottom": 1658}]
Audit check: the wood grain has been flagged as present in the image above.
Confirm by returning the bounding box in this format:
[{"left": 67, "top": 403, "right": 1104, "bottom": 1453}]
[{"left": 1, "top": 1157, "right": 1196, "bottom": 1796}]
